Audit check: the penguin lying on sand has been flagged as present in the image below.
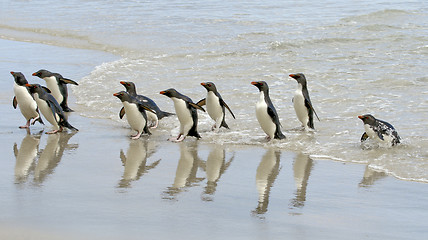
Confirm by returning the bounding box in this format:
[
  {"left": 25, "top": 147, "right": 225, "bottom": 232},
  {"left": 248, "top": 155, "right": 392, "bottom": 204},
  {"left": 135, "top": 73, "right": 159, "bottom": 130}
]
[
  {"left": 358, "top": 114, "right": 400, "bottom": 146},
  {"left": 114, "top": 91, "right": 155, "bottom": 139},
  {"left": 119, "top": 81, "right": 174, "bottom": 128},
  {"left": 251, "top": 81, "right": 285, "bottom": 141},
  {"left": 160, "top": 88, "right": 205, "bottom": 142},
  {"left": 197, "top": 82, "right": 235, "bottom": 132},
  {"left": 26, "top": 84, "right": 78, "bottom": 134},
  {"left": 289, "top": 73, "right": 319, "bottom": 131},
  {"left": 32, "top": 69, "right": 78, "bottom": 112},
  {"left": 11, "top": 71, "right": 43, "bottom": 128}
]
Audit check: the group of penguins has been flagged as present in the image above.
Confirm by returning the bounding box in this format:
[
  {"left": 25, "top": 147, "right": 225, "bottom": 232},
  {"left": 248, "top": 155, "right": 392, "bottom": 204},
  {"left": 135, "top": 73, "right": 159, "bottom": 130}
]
[{"left": 11, "top": 70, "right": 401, "bottom": 146}]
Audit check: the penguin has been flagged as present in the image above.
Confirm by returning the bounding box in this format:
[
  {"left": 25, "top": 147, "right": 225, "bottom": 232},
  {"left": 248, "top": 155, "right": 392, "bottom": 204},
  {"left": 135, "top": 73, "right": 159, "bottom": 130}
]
[
  {"left": 197, "top": 82, "right": 236, "bottom": 132},
  {"left": 119, "top": 81, "right": 174, "bottom": 128},
  {"left": 160, "top": 88, "right": 205, "bottom": 142},
  {"left": 358, "top": 114, "right": 400, "bottom": 146},
  {"left": 11, "top": 71, "right": 43, "bottom": 128},
  {"left": 26, "top": 84, "right": 78, "bottom": 134},
  {"left": 113, "top": 91, "right": 155, "bottom": 139},
  {"left": 289, "top": 73, "right": 320, "bottom": 130},
  {"left": 251, "top": 81, "right": 286, "bottom": 140},
  {"left": 32, "top": 69, "right": 78, "bottom": 112}
]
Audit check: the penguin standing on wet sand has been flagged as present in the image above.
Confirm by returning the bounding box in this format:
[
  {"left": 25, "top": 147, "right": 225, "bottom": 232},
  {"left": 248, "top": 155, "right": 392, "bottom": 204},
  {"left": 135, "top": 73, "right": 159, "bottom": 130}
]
[
  {"left": 114, "top": 91, "right": 155, "bottom": 139},
  {"left": 32, "top": 69, "right": 78, "bottom": 112},
  {"left": 11, "top": 71, "right": 43, "bottom": 128},
  {"left": 26, "top": 84, "right": 78, "bottom": 134},
  {"left": 289, "top": 73, "right": 320, "bottom": 131},
  {"left": 251, "top": 81, "right": 285, "bottom": 140},
  {"left": 358, "top": 114, "right": 400, "bottom": 146},
  {"left": 197, "top": 82, "right": 235, "bottom": 132},
  {"left": 119, "top": 81, "right": 174, "bottom": 128},
  {"left": 160, "top": 88, "right": 205, "bottom": 142}
]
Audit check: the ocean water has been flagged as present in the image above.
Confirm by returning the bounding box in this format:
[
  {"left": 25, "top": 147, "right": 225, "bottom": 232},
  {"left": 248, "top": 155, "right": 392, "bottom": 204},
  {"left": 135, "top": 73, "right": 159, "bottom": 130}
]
[{"left": 1, "top": 0, "right": 427, "bottom": 183}]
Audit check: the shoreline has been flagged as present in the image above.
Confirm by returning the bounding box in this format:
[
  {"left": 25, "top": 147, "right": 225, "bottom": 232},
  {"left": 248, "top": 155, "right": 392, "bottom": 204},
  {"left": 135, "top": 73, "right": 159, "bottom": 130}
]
[{"left": 1, "top": 38, "right": 428, "bottom": 240}]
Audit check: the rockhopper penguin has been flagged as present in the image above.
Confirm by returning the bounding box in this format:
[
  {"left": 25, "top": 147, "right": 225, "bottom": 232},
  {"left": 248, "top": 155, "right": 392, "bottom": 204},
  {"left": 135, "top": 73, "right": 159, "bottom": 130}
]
[
  {"left": 11, "top": 71, "right": 43, "bottom": 128},
  {"left": 32, "top": 69, "right": 78, "bottom": 112},
  {"left": 160, "top": 88, "right": 205, "bottom": 142},
  {"left": 26, "top": 84, "right": 78, "bottom": 134},
  {"left": 197, "top": 82, "right": 235, "bottom": 132},
  {"left": 358, "top": 114, "right": 400, "bottom": 146},
  {"left": 251, "top": 81, "right": 286, "bottom": 140},
  {"left": 119, "top": 81, "right": 174, "bottom": 128},
  {"left": 114, "top": 91, "right": 155, "bottom": 139},
  {"left": 289, "top": 73, "right": 320, "bottom": 130}
]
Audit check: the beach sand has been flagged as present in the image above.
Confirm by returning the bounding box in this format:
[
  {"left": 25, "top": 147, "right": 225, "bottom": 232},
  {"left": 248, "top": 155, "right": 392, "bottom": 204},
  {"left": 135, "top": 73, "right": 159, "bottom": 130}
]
[{"left": 1, "top": 39, "right": 427, "bottom": 240}]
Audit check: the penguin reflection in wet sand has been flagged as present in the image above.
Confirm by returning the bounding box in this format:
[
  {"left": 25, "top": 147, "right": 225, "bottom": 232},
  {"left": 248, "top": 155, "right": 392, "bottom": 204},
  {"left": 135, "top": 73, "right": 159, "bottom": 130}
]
[
  {"left": 358, "top": 114, "right": 400, "bottom": 146},
  {"left": 119, "top": 81, "right": 174, "bottom": 128},
  {"left": 114, "top": 91, "right": 155, "bottom": 139},
  {"left": 32, "top": 69, "right": 78, "bottom": 112},
  {"left": 11, "top": 71, "right": 43, "bottom": 128},
  {"left": 160, "top": 89, "right": 205, "bottom": 142},
  {"left": 251, "top": 81, "right": 285, "bottom": 141},
  {"left": 26, "top": 84, "right": 78, "bottom": 134},
  {"left": 289, "top": 73, "right": 320, "bottom": 131},
  {"left": 197, "top": 82, "right": 235, "bottom": 132}
]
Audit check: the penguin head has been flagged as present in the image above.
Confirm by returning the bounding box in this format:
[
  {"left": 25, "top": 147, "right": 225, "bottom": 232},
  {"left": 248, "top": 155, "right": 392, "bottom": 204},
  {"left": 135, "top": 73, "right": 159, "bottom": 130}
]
[
  {"left": 120, "top": 81, "right": 137, "bottom": 94},
  {"left": 10, "top": 71, "right": 28, "bottom": 86},
  {"left": 289, "top": 73, "right": 307, "bottom": 86},
  {"left": 358, "top": 114, "right": 376, "bottom": 125},
  {"left": 32, "top": 69, "right": 54, "bottom": 79},
  {"left": 251, "top": 81, "right": 269, "bottom": 92},
  {"left": 113, "top": 91, "right": 132, "bottom": 102},
  {"left": 25, "top": 83, "right": 50, "bottom": 95},
  {"left": 201, "top": 82, "right": 217, "bottom": 92},
  {"left": 159, "top": 88, "right": 179, "bottom": 98}
]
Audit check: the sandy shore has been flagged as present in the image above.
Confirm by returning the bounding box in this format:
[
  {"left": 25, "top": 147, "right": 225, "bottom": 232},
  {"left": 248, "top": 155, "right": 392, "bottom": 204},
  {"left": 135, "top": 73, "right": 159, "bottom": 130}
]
[{"left": 1, "top": 39, "right": 427, "bottom": 240}]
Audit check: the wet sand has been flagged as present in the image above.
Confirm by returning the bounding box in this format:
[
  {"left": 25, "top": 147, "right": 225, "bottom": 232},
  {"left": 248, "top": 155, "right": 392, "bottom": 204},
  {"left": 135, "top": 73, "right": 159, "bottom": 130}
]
[{"left": 1, "top": 39, "right": 427, "bottom": 240}]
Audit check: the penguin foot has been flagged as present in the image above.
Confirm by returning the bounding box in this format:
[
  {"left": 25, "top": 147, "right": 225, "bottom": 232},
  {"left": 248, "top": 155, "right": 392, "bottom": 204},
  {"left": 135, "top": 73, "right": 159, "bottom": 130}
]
[
  {"left": 131, "top": 132, "right": 142, "bottom": 140},
  {"left": 168, "top": 134, "right": 185, "bottom": 142},
  {"left": 46, "top": 130, "right": 61, "bottom": 134},
  {"left": 265, "top": 135, "right": 272, "bottom": 141},
  {"left": 19, "top": 120, "right": 31, "bottom": 129}
]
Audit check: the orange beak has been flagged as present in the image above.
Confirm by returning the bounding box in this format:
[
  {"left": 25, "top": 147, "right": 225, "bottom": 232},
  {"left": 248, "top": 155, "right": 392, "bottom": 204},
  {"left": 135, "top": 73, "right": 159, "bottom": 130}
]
[
  {"left": 32, "top": 72, "right": 37, "bottom": 76},
  {"left": 159, "top": 91, "right": 166, "bottom": 95},
  {"left": 358, "top": 115, "right": 364, "bottom": 119}
]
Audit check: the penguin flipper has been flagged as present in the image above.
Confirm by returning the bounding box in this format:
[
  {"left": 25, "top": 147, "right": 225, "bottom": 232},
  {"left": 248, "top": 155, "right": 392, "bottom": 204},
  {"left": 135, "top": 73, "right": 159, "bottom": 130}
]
[
  {"left": 305, "top": 99, "right": 320, "bottom": 121},
  {"left": 119, "top": 107, "right": 126, "bottom": 119},
  {"left": 138, "top": 104, "right": 156, "bottom": 115},
  {"left": 60, "top": 78, "right": 79, "bottom": 85},
  {"left": 220, "top": 98, "right": 236, "bottom": 119},
  {"left": 376, "top": 131, "right": 384, "bottom": 141},
  {"left": 13, "top": 96, "right": 17, "bottom": 109},
  {"left": 267, "top": 106, "right": 281, "bottom": 128},
  {"left": 196, "top": 98, "right": 206, "bottom": 107},
  {"left": 360, "top": 132, "right": 369, "bottom": 142},
  {"left": 189, "top": 102, "right": 206, "bottom": 112}
]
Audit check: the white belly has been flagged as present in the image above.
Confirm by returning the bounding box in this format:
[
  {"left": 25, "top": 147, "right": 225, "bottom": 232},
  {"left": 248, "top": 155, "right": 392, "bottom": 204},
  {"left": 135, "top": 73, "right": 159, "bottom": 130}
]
[
  {"left": 255, "top": 93, "right": 275, "bottom": 138},
  {"left": 44, "top": 76, "right": 63, "bottom": 104},
  {"left": 172, "top": 98, "right": 193, "bottom": 135},
  {"left": 206, "top": 92, "right": 223, "bottom": 123},
  {"left": 123, "top": 102, "right": 146, "bottom": 132},
  {"left": 34, "top": 93, "right": 60, "bottom": 129},
  {"left": 14, "top": 84, "right": 39, "bottom": 120},
  {"left": 293, "top": 89, "right": 309, "bottom": 127},
  {"left": 364, "top": 124, "right": 393, "bottom": 146}
]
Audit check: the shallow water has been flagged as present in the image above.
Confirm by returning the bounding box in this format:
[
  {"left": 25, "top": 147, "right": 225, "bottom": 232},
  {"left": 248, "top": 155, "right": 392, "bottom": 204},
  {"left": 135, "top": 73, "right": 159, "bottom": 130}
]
[{"left": 1, "top": 1, "right": 427, "bottom": 182}]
